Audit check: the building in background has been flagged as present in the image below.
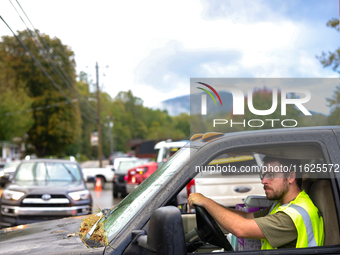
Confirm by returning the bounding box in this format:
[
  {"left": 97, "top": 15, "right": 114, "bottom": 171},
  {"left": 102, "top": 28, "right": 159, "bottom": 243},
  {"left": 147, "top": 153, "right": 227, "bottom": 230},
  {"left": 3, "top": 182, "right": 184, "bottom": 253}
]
[{"left": 0, "top": 142, "right": 21, "bottom": 162}]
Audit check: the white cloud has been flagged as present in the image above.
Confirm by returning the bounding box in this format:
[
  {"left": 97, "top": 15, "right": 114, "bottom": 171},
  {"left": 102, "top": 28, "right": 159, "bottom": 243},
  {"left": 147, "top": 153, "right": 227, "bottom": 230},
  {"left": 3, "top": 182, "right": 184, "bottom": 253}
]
[{"left": 0, "top": 0, "right": 338, "bottom": 112}]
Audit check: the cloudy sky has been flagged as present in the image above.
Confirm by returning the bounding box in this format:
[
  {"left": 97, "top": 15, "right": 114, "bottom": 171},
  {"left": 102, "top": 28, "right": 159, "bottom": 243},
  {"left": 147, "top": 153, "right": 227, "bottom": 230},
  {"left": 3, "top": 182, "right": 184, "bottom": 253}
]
[{"left": 0, "top": 0, "right": 339, "bottom": 115}]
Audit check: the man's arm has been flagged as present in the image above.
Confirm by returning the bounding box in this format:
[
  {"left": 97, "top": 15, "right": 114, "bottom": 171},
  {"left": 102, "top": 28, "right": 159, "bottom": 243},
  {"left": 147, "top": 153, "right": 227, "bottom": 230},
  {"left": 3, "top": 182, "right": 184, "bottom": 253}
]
[
  {"left": 188, "top": 193, "right": 265, "bottom": 239},
  {"left": 223, "top": 206, "right": 254, "bottom": 219}
]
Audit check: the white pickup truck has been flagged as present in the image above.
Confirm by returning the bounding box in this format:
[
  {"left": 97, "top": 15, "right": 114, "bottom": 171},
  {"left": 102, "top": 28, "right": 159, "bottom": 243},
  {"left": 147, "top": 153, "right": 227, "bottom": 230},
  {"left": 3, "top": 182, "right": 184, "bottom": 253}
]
[
  {"left": 82, "top": 157, "right": 149, "bottom": 189},
  {"left": 81, "top": 165, "right": 115, "bottom": 189}
]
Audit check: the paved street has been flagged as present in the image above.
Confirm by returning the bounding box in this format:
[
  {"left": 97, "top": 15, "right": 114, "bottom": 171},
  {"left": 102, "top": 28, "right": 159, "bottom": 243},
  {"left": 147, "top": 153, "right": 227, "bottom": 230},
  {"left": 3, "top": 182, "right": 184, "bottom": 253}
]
[
  {"left": 80, "top": 160, "right": 123, "bottom": 210},
  {"left": 87, "top": 181, "right": 123, "bottom": 211}
]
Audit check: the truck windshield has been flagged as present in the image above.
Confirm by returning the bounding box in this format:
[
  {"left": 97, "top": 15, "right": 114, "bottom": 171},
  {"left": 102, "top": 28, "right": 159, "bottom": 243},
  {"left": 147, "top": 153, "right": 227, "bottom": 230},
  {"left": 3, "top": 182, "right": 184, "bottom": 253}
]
[
  {"left": 15, "top": 162, "right": 81, "bottom": 181},
  {"left": 104, "top": 147, "right": 191, "bottom": 242}
]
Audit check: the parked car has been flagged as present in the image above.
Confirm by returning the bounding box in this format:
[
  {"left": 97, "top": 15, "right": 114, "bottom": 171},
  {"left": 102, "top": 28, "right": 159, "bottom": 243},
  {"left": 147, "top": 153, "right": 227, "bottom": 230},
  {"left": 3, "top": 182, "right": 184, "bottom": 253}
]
[
  {"left": 112, "top": 157, "right": 149, "bottom": 197},
  {"left": 82, "top": 165, "right": 115, "bottom": 189},
  {"left": 125, "top": 161, "right": 158, "bottom": 194},
  {"left": 109, "top": 151, "right": 129, "bottom": 165},
  {"left": 126, "top": 154, "right": 264, "bottom": 207},
  {"left": 154, "top": 140, "right": 188, "bottom": 169},
  {"left": 0, "top": 158, "right": 92, "bottom": 228},
  {"left": 0, "top": 161, "right": 21, "bottom": 188},
  {"left": 0, "top": 126, "right": 340, "bottom": 255},
  {"left": 193, "top": 154, "right": 265, "bottom": 207},
  {"left": 124, "top": 140, "right": 188, "bottom": 195}
]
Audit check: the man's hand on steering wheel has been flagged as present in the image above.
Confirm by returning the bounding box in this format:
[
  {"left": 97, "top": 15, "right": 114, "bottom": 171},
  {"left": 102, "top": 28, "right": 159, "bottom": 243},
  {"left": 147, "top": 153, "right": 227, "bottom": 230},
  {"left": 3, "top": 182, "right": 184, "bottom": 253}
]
[{"left": 188, "top": 193, "right": 208, "bottom": 208}]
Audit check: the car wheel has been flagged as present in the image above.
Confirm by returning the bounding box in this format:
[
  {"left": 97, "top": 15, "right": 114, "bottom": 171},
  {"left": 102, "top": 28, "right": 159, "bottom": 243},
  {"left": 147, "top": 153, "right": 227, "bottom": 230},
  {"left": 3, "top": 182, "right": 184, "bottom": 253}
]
[{"left": 113, "top": 185, "right": 118, "bottom": 198}]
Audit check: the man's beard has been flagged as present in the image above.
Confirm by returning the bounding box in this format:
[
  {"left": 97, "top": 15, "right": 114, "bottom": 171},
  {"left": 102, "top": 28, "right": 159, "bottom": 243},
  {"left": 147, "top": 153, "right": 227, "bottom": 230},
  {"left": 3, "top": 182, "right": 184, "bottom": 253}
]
[{"left": 265, "top": 178, "right": 289, "bottom": 201}]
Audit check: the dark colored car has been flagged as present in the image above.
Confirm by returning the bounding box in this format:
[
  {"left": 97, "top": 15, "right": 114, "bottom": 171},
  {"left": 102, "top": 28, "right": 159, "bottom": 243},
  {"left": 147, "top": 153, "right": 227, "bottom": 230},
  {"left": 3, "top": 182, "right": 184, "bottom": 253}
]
[
  {"left": 0, "top": 159, "right": 92, "bottom": 228},
  {"left": 0, "top": 126, "right": 340, "bottom": 255}
]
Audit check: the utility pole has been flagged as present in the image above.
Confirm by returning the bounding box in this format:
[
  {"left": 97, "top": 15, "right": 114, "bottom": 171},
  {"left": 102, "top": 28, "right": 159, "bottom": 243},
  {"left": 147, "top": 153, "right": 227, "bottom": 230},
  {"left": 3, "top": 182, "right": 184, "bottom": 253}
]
[
  {"left": 95, "top": 62, "right": 103, "bottom": 167},
  {"left": 109, "top": 121, "right": 114, "bottom": 155}
]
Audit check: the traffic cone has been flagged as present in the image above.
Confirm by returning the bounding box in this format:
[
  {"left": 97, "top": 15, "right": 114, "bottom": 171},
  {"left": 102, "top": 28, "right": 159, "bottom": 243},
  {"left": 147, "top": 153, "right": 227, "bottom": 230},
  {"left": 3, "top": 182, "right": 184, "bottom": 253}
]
[{"left": 95, "top": 177, "right": 102, "bottom": 191}]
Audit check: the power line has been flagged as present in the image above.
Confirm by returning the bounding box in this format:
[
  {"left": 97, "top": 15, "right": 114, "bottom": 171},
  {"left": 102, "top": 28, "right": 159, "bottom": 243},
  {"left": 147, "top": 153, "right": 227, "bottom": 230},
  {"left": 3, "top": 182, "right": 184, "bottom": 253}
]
[
  {"left": 11, "top": 0, "right": 98, "bottom": 117},
  {"left": 0, "top": 15, "right": 97, "bottom": 123},
  {"left": 2, "top": 1, "right": 97, "bottom": 121},
  {"left": 0, "top": 99, "right": 79, "bottom": 116}
]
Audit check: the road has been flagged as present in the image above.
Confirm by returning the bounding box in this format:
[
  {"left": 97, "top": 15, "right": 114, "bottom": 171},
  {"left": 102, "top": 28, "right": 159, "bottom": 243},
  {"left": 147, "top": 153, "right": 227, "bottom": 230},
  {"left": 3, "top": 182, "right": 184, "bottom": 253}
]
[
  {"left": 80, "top": 160, "right": 123, "bottom": 210},
  {"left": 88, "top": 181, "right": 123, "bottom": 211}
]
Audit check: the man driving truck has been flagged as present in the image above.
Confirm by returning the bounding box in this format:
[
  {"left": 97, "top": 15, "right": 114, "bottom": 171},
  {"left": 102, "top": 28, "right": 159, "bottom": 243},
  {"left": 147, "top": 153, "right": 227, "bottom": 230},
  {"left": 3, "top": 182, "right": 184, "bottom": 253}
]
[{"left": 188, "top": 156, "right": 324, "bottom": 249}]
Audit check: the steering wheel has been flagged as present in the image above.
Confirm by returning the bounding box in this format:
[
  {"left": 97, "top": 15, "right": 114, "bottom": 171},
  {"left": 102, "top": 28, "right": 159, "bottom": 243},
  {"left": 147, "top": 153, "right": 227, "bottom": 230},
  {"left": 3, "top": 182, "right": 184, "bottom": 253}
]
[{"left": 195, "top": 205, "right": 233, "bottom": 251}]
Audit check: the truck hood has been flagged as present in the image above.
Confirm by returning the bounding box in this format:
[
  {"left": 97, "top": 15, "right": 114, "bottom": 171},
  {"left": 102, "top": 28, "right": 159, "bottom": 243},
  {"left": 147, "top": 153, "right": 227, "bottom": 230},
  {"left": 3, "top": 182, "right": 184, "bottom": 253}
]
[
  {"left": 7, "top": 181, "right": 86, "bottom": 193},
  {"left": 0, "top": 216, "right": 104, "bottom": 254}
]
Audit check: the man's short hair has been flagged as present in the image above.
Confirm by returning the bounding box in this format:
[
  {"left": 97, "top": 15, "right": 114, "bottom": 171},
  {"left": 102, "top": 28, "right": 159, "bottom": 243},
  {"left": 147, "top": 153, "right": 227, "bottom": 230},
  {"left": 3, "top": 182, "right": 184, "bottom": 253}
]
[{"left": 262, "top": 156, "right": 302, "bottom": 189}]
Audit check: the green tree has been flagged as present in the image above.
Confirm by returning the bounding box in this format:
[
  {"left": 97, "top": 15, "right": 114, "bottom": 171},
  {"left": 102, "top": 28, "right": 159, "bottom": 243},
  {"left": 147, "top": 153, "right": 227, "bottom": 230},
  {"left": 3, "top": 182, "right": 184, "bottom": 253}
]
[
  {"left": 325, "top": 84, "right": 340, "bottom": 125},
  {"left": 318, "top": 18, "right": 340, "bottom": 73},
  {"left": 172, "top": 113, "right": 190, "bottom": 138},
  {"left": 0, "top": 63, "right": 33, "bottom": 141},
  {"left": 109, "top": 90, "right": 189, "bottom": 152},
  {"left": 65, "top": 72, "right": 96, "bottom": 159},
  {"left": 318, "top": 18, "right": 340, "bottom": 125},
  {"left": 0, "top": 30, "right": 82, "bottom": 157}
]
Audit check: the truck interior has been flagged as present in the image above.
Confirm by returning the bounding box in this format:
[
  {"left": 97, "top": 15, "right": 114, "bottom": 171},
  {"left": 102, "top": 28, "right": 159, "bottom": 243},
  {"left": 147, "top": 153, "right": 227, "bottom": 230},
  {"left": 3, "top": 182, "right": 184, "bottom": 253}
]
[{"left": 123, "top": 142, "right": 340, "bottom": 254}]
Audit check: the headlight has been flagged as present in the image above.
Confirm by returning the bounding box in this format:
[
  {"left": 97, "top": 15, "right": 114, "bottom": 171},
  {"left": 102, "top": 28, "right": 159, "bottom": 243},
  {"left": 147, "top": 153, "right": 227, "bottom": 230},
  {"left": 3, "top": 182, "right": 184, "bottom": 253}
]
[
  {"left": 68, "top": 190, "right": 90, "bottom": 201},
  {"left": 2, "top": 190, "right": 25, "bottom": 200},
  {"left": 0, "top": 170, "right": 4, "bottom": 177}
]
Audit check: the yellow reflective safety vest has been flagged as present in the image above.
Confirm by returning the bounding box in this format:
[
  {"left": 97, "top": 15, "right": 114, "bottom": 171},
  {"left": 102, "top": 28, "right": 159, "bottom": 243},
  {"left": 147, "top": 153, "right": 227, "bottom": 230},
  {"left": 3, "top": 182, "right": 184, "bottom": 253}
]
[{"left": 261, "top": 190, "right": 324, "bottom": 249}]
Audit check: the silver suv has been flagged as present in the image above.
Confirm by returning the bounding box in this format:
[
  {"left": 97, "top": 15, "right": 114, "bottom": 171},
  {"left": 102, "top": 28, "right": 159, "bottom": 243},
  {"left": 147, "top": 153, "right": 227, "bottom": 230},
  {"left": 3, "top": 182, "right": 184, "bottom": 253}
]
[{"left": 0, "top": 159, "right": 92, "bottom": 228}]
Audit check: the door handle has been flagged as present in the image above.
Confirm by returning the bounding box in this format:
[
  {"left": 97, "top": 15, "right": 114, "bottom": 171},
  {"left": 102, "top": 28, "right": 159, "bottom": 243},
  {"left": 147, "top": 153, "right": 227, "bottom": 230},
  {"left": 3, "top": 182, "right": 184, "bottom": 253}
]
[{"left": 234, "top": 186, "right": 251, "bottom": 193}]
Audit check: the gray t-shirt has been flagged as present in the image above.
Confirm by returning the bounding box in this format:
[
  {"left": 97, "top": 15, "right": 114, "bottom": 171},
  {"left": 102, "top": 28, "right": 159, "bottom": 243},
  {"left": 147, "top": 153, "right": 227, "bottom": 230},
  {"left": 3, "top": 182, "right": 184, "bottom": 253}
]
[{"left": 253, "top": 207, "right": 297, "bottom": 248}]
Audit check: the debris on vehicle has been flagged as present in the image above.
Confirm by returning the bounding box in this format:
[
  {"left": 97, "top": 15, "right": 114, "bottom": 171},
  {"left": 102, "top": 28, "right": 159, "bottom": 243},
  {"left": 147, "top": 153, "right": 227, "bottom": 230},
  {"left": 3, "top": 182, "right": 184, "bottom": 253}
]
[
  {"left": 79, "top": 213, "right": 108, "bottom": 247},
  {"left": 67, "top": 233, "right": 76, "bottom": 237}
]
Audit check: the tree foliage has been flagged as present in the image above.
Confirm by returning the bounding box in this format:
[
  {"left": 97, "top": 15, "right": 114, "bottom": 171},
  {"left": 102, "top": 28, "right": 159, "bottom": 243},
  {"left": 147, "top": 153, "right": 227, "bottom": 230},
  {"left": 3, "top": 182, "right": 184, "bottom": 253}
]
[
  {"left": 318, "top": 18, "right": 340, "bottom": 125},
  {"left": 0, "top": 62, "right": 33, "bottom": 141},
  {"left": 0, "top": 30, "right": 190, "bottom": 159},
  {"left": 108, "top": 91, "right": 190, "bottom": 153},
  {"left": 317, "top": 18, "right": 340, "bottom": 73},
  {"left": 0, "top": 30, "right": 81, "bottom": 157}
]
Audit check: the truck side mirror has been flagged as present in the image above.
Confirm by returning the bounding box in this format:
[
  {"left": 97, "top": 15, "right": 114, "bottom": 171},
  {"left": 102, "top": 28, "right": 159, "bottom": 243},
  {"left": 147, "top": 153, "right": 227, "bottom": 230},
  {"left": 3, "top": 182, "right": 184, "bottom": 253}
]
[{"left": 2, "top": 174, "right": 13, "bottom": 181}]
